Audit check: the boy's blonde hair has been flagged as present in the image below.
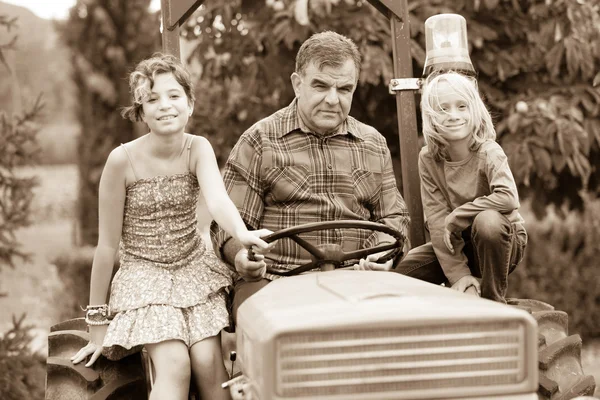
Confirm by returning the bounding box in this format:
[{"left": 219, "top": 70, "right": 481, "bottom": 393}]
[
  {"left": 121, "top": 53, "right": 195, "bottom": 122},
  {"left": 421, "top": 71, "right": 496, "bottom": 162}
]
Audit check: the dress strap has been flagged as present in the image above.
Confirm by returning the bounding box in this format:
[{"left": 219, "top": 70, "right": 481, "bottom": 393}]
[
  {"left": 120, "top": 143, "right": 139, "bottom": 181},
  {"left": 186, "top": 135, "right": 194, "bottom": 172}
]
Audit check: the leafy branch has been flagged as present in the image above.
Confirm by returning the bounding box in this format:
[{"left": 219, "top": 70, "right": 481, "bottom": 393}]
[{"left": 0, "top": 15, "right": 18, "bottom": 71}]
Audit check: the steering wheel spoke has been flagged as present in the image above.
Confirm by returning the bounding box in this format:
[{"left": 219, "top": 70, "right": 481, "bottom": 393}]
[{"left": 286, "top": 234, "right": 326, "bottom": 259}]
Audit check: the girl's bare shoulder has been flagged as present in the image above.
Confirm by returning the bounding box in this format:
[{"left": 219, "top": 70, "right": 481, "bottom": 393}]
[{"left": 187, "top": 133, "right": 214, "bottom": 155}]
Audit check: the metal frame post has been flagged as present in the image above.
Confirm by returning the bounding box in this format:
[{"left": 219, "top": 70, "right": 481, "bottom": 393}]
[
  {"left": 160, "top": 0, "right": 181, "bottom": 57},
  {"left": 368, "top": 0, "right": 426, "bottom": 247},
  {"left": 161, "top": 0, "right": 205, "bottom": 58}
]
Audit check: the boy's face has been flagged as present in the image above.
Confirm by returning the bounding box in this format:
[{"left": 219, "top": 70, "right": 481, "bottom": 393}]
[
  {"left": 291, "top": 59, "right": 357, "bottom": 136},
  {"left": 433, "top": 80, "right": 471, "bottom": 144}
]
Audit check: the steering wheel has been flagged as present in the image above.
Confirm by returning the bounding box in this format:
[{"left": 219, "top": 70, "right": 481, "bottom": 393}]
[{"left": 249, "top": 220, "right": 404, "bottom": 277}]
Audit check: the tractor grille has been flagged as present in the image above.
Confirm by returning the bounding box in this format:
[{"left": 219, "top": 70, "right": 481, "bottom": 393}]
[{"left": 276, "top": 321, "right": 525, "bottom": 398}]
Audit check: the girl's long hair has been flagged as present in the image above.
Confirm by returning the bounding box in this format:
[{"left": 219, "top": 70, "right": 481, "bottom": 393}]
[{"left": 420, "top": 71, "right": 496, "bottom": 162}]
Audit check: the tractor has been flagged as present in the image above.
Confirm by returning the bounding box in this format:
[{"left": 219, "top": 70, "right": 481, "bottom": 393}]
[
  {"left": 45, "top": 1, "right": 597, "bottom": 399},
  {"left": 46, "top": 220, "right": 597, "bottom": 399}
]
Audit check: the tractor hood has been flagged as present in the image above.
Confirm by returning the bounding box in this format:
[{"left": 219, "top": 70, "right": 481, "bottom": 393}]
[{"left": 237, "top": 270, "right": 526, "bottom": 337}]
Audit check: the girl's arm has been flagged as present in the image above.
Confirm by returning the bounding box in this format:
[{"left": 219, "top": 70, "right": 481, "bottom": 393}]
[
  {"left": 89, "top": 148, "right": 127, "bottom": 305},
  {"left": 445, "top": 142, "right": 520, "bottom": 233},
  {"left": 192, "top": 135, "right": 269, "bottom": 250},
  {"left": 71, "top": 147, "right": 127, "bottom": 367}
]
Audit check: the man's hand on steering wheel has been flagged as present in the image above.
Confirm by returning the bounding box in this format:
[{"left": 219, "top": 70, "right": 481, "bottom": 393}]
[{"left": 234, "top": 241, "right": 277, "bottom": 282}]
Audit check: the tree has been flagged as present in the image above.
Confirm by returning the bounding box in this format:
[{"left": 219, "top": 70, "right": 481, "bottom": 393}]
[
  {"left": 59, "top": 0, "right": 160, "bottom": 245},
  {"left": 428, "top": 0, "right": 600, "bottom": 217},
  {"left": 0, "top": 18, "right": 45, "bottom": 397},
  {"left": 0, "top": 15, "right": 41, "bottom": 276},
  {"left": 183, "top": 0, "right": 401, "bottom": 166},
  {"left": 183, "top": 0, "right": 600, "bottom": 216}
]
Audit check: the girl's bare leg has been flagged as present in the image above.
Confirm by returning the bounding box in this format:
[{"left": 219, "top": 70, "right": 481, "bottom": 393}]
[
  {"left": 190, "top": 333, "right": 231, "bottom": 400},
  {"left": 145, "top": 340, "right": 191, "bottom": 400}
]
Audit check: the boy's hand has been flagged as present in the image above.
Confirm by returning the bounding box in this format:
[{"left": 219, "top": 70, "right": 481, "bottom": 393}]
[
  {"left": 443, "top": 228, "right": 455, "bottom": 254},
  {"left": 451, "top": 275, "right": 481, "bottom": 296}
]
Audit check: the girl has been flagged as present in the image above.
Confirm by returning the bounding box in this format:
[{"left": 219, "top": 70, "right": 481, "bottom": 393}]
[
  {"left": 70, "top": 53, "right": 271, "bottom": 400},
  {"left": 396, "top": 71, "right": 527, "bottom": 303}
]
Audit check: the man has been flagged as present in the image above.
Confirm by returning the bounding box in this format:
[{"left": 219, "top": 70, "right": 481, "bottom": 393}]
[{"left": 211, "top": 31, "right": 410, "bottom": 321}]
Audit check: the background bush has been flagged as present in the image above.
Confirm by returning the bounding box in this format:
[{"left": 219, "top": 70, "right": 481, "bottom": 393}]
[
  {"left": 508, "top": 198, "right": 600, "bottom": 340},
  {"left": 0, "top": 315, "right": 45, "bottom": 400}
]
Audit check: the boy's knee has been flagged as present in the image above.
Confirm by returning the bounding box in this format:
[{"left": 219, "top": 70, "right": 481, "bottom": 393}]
[{"left": 472, "top": 210, "right": 509, "bottom": 241}]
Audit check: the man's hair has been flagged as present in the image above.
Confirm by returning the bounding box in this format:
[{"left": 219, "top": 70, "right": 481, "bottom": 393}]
[
  {"left": 295, "top": 31, "right": 361, "bottom": 78},
  {"left": 121, "top": 53, "right": 195, "bottom": 122},
  {"left": 421, "top": 71, "right": 496, "bottom": 162}
]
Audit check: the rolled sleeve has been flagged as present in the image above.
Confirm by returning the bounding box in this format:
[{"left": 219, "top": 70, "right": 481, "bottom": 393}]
[
  {"left": 362, "top": 145, "right": 410, "bottom": 249},
  {"left": 210, "top": 131, "right": 264, "bottom": 260}
]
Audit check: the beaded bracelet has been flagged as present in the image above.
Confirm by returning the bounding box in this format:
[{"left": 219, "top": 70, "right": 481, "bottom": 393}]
[
  {"left": 85, "top": 316, "right": 111, "bottom": 326},
  {"left": 83, "top": 304, "right": 111, "bottom": 326}
]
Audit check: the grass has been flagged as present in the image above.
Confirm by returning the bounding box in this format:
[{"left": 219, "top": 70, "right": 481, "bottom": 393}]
[{"left": 1, "top": 164, "right": 598, "bottom": 395}]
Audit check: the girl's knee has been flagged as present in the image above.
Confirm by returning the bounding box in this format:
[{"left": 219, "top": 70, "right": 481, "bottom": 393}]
[
  {"left": 160, "top": 354, "right": 191, "bottom": 379},
  {"left": 473, "top": 210, "right": 509, "bottom": 241},
  {"left": 190, "top": 336, "right": 223, "bottom": 370},
  {"left": 147, "top": 342, "right": 191, "bottom": 380}
]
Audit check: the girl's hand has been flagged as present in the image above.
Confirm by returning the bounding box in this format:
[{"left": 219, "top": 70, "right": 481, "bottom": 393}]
[
  {"left": 70, "top": 325, "right": 107, "bottom": 367},
  {"left": 236, "top": 229, "right": 274, "bottom": 251}
]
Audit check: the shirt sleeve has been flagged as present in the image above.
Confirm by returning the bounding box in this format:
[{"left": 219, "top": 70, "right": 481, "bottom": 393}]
[
  {"left": 210, "top": 129, "right": 265, "bottom": 260},
  {"left": 419, "top": 150, "right": 471, "bottom": 285},
  {"left": 445, "top": 144, "right": 520, "bottom": 233},
  {"left": 362, "top": 144, "right": 410, "bottom": 250}
]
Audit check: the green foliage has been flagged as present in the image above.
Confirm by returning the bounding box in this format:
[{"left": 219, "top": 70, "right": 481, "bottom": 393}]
[
  {"left": 183, "top": 0, "right": 400, "bottom": 165},
  {"left": 428, "top": 0, "right": 600, "bottom": 216},
  {"left": 507, "top": 198, "right": 600, "bottom": 340},
  {"left": 0, "top": 315, "right": 46, "bottom": 400},
  {"left": 183, "top": 0, "right": 600, "bottom": 212},
  {"left": 0, "top": 98, "right": 41, "bottom": 270},
  {"left": 59, "top": 0, "right": 160, "bottom": 245},
  {"left": 0, "top": 15, "right": 41, "bottom": 273}
]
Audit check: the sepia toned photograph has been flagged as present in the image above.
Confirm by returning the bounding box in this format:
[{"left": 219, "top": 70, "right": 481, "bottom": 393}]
[{"left": 0, "top": 0, "right": 598, "bottom": 399}]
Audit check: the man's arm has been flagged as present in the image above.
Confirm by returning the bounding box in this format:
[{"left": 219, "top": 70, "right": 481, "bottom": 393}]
[
  {"left": 210, "top": 130, "right": 265, "bottom": 268},
  {"left": 363, "top": 143, "right": 410, "bottom": 249}
]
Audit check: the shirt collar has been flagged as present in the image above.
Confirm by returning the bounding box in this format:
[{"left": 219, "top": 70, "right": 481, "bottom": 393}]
[{"left": 277, "top": 98, "right": 365, "bottom": 140}]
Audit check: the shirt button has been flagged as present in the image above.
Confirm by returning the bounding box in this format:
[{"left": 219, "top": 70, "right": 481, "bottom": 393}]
[{"left": 327, "top": 164, "right": 332, "bottom": 169}]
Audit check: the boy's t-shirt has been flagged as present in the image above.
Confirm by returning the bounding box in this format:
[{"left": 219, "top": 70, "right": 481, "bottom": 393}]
[{"left": 419, "top": 140, "right": 524, "bottom": 284}]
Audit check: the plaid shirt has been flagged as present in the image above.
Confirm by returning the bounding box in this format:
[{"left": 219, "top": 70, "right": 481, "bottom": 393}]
[{"left": 210, "top": 99, "right": 410, "bottom": 278}]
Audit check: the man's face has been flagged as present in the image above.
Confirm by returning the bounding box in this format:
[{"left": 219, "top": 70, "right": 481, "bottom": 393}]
[{"left": 291, "top": 59, "right": 357, "bottom": 136}]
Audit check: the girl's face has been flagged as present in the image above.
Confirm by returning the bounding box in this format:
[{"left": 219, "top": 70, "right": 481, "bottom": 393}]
[
  {"left": 432, "top": 80, "right": 472, "bottom": 145},
  {"left": 141, "top": 72, "right": 192, "bottom": 136}
]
